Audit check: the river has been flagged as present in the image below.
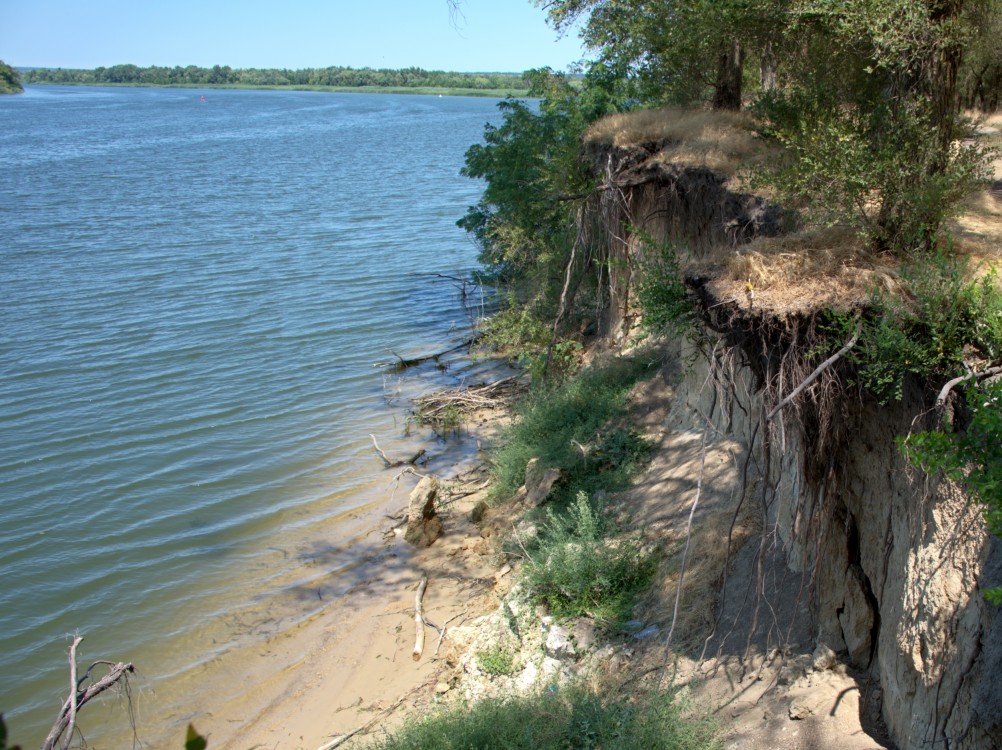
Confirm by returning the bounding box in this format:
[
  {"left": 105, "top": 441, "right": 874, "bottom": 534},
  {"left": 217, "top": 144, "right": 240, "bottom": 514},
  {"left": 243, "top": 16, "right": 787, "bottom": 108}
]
[{"left": 0, "top": 85, "right": 501, "bottom": 746}]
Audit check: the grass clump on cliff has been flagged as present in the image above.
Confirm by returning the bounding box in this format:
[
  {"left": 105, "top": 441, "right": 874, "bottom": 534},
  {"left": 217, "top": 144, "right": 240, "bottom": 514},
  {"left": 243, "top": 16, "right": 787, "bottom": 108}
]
[
  {"left": 489, "top": 353, "right": 657, "bottom": 506},
  {"left": 523, "top": 491, "right": 658, "bottom": 625},
  {"left": 366, "top": 684, "right": 719, "bottom": 750}
]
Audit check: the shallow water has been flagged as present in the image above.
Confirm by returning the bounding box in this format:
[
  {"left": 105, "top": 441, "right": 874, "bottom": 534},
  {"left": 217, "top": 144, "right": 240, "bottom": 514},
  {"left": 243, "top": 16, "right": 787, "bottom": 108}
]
[{"left": 0, "top": 85, "right": 501, "bottom": 745}]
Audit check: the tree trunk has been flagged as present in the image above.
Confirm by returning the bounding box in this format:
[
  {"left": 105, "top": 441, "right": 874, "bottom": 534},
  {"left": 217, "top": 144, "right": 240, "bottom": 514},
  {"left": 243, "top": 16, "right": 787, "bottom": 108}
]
[
  {"left": 713, "top": 39, "right": 744, "bottom": 110},
  {"left": 760, "top": 41, "right": 777, "bottom": 93}
]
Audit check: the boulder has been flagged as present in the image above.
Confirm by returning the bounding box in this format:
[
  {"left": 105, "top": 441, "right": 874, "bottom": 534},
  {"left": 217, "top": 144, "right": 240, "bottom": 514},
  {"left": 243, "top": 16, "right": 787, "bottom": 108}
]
[
  {"left": 404, "top": 476, "right": 443, "bottom": 547},
  {"left": 524, "top": 457, "right": 562, "bottom": 507}
]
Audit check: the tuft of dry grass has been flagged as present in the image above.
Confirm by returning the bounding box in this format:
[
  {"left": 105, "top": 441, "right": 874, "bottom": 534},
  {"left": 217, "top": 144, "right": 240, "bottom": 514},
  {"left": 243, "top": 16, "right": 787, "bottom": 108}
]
[
  {"left": 585, "top": 106, "right": 770, "bottom": 176},
  {"left": 684, "top": 227, "right": 902, "bottom": 316}
]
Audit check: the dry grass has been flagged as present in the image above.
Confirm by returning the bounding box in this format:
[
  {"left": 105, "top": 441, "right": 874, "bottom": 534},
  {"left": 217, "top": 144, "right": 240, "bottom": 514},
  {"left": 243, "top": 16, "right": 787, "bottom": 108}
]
[
  {"left": 684, "top": 227, "right": 902, "bottom": 316},
  {"left": 585, "top": 106, "right": 770, "bottom": 176}
]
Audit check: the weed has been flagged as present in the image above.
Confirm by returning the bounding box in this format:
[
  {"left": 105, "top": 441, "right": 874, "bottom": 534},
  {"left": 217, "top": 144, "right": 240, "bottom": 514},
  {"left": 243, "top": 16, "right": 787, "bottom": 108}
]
[
  {"left": 365, "top": 683, "right": 720, "bottom": 750},
  {"left": 475, "top": 645, "right": 518, "bottom": 677},
  {"left": 523, "top": 492, "right": 658, "bottom": 626}
]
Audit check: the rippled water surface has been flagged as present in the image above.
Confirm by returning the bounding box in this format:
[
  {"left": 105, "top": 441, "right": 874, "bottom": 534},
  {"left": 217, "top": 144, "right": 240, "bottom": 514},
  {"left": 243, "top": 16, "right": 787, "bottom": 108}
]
[{"left": 0, "top": 85, "right": 500, "bottom": 744}]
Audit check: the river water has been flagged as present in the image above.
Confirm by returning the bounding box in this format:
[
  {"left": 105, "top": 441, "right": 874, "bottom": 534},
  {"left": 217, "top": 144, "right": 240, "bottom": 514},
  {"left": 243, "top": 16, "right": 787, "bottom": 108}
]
[{"left": 0, "top": 85, "right": 500, "bottom": 746}]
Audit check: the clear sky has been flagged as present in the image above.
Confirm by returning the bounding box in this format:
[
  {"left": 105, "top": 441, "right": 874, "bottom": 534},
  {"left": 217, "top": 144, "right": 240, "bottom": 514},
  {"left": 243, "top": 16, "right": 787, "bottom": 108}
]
[{"left": 1, "top": 0, "right": 588, "bottom": 73}]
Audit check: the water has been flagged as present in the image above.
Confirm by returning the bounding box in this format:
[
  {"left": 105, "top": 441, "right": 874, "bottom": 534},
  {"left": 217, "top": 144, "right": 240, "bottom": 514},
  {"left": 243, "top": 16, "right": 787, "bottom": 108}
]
[{"left": 0, "top": 85, "right": 501, "bottom": 745}]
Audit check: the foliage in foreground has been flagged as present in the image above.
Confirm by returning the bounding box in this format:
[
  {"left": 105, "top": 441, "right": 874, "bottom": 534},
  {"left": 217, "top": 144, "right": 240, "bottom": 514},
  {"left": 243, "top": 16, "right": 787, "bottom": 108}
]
[
  {"left": 900, "top": 380, "right": 1002, "bottom": 605},
  {"left": 490, "top": 353, "right": 656, "bottom": 505},
  {"left": 523, "top": 491, "right": 658, "bottom": 625},
  {"left": 365, "top": 684, "right": 720, "bottom": 750}
]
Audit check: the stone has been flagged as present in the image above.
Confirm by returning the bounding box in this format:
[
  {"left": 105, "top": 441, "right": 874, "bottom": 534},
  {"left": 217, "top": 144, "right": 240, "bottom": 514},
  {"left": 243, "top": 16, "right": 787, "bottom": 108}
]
[
  {"left": 470, "top": 499, "right": 489, "bottom": 524},
  {"left": 572, "top": 619, "right": 597, "bottom": 652},
  {"left": 545, "top": 624, "right": 576, "bottom": 659},
  {"left": 434, "top": 681, "right": 451, "bottom": 694},
  {"left": 403, "top": 476, "right": 443, "bottom": 547},
  {"left": 812, "top": 643, "right": 838, "bottom": 672},
  {"left": 524, "top": 457, "right": 562, "bottom": 507},
  {"left": 788, "top": 702, "right": 813, "bottom": 720}
]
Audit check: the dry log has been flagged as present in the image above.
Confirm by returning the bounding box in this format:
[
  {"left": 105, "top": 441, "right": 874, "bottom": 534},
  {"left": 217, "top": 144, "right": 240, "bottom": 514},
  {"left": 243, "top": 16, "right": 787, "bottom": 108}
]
[
  {"left": 41, "top": 639, "right": 136, "bottom": 750},
  {"left": 373, "top": 336, "right": 482, "bottom": 371},
  {"left": 412, "top": 576, "right": 429, "bottom": 661},
  {"left": 369, "top": 434, "right": 427, "bottom": 468}
]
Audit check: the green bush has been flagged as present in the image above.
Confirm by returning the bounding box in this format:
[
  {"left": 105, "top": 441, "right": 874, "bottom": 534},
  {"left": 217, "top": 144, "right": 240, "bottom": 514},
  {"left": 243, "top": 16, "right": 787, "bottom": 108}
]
[
  {"left": 634, "top": 237, "right": 695, "bottom": 340},
  {"left": 490, "top": 354, "right": 656, "bottom": 505},
  {"left": 365, "top": 684, "right": 720, "bottom": 750},
  {"left": 855, "top": 256, "right": 1002, "bottom": 403},
  {"left": 523, "top": 492, "right": 658, "bottom": 625}
]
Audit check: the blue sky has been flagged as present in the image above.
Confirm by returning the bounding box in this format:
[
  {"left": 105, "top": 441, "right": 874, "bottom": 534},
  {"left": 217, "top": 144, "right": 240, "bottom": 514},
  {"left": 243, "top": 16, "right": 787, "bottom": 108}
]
[{"left": 1, "top": 0, "right": 588, "bottom": 72}]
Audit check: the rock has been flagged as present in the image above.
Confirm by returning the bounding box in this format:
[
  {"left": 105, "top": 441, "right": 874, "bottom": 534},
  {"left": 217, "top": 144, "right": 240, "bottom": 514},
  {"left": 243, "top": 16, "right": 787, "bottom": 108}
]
[
  {"left": 434, "top": 681, "right": 451, "bottom": 694},
  {"left": 633, "top": 624, "right": 660, "bottom": 640},
  {"left": 517, "top": 660, "right": 539, "bottom": 690},
  {"left": 403, "top": 476, "right": 443, "bottom": 547},
  {"left": 546, "top": 624, "right": 576, "bottom": 659},
  {"left": 789, "top": 702, "right": 813, "bottom": 720},
  {"left": 470, "top": 500, "right": 489, "bottom": 524},
  {"left": 838, "top": 565, "right": 875, "bottom": 668},
  {"left": 524, "top": 458, "right": 562, "bottom": 507},
  {"left": 812, "top": 643, "right": 838, "bottom": 672},
  {"left": 572, "top": 619, "right": 597, "bottom": 652},
  {"left": 622, "top": 619, "right": 644, "bottom": 633}
]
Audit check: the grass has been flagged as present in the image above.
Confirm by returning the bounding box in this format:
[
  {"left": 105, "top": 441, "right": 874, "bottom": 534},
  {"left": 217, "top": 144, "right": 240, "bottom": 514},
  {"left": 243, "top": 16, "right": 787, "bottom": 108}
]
[
  {"left": 365, "top": 684, "right": 720, "bottom": 750},
  {"left": 490, "top": 352, "right": 658, "bottom": 507},
  {"left": 584, "top": 107, "right": 767, "bottom": 177}
]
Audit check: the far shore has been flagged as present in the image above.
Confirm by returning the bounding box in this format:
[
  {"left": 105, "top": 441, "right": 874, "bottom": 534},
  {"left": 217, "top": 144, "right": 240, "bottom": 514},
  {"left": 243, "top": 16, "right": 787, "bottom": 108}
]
[{"left": 21, "top": 81, "right": 531, "bottom": 98}]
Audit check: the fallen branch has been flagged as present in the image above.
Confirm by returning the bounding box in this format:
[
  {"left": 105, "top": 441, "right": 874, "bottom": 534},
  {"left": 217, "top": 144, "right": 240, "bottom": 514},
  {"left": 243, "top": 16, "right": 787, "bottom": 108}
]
[
  {"left": 369, "top": 434, "right": 427, "bottom": 468},
  {"left": 315, "top": 694, "right": 409, "bottom": 750},
  {"left": 373, "top": 337, "right": 481, "bottom": 371},
  {"left": 412, "top": 576, "right": 429, "bottom": 661},
  {"left": 766, "top": 325, "right": 860, "bottom": 422},
  {"left": 434, "top": 610, "right": 468, "bottom": 659},
  {"left": 41, "top": 641, "right": 136, "bottom": 750},
  {"left": 936, "top": 365, "right": 1002, "bottom": 410}
]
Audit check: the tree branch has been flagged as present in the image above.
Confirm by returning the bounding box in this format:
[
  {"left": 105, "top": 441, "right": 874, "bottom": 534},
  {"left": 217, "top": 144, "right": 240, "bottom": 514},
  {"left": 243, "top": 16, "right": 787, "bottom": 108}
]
[{"left": 936, "top": 365, "right": 1002, "bottom": 409}]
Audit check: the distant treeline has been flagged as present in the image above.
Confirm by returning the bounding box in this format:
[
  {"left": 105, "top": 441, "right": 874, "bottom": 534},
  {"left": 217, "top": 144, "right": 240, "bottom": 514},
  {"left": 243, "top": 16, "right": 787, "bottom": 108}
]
[{"left": 20, "top": 64, "right": 527, "bottom": 91}]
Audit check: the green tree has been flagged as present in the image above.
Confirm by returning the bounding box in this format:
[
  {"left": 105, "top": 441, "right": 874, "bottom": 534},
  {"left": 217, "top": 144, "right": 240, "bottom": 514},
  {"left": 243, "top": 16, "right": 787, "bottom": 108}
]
[{"left": 0, "top": 60, "right": 23, "bottom": 94}]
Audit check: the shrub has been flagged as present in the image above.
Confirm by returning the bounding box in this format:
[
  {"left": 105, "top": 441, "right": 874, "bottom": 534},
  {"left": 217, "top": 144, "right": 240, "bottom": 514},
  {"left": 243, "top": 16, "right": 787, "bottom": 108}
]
[
  {"left": 365, "top": 684, "right": 720, "bottom": 750},
  {"left": 522, "top": 492, "right": 658, "bottom": 626},
  {"left": 855, "top": 256, "right": 1002, "bottom": 403},
  {"left": 634, "top": 237, "right": 695, "bottom": 340}
]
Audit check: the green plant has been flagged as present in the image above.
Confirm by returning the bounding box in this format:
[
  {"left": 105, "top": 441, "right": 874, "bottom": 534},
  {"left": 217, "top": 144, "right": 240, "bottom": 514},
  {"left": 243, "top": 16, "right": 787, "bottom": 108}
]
[
  {"left": 365, "top": 683, "right": 719, "bottom": 750},
  {"left": 490, "top": 354, "right": 656, "bottom": 505},
  {"left": 634, "top": 236, "right": 695, "bottom": 340},
  {"left": 475, "top": 645, "right": 519, "bottom": 677},
  {"left": 855, "top": 256, "right": 1002, "bottom": 403},
  {"left": 900, "top": 380, "right": 1002, "bottom": 604},
  {"left": 523, "top": 492, "right": 658, "bottom": 625}
]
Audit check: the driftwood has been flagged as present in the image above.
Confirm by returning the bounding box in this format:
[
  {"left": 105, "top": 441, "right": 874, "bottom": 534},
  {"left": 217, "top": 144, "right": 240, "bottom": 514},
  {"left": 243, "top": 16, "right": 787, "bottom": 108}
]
[
  {"left": 433, "top": 611, "right": 468, "bottom": 659},
  {"left": 373, "top": 336, "right": 481, "bottom": 371},
  {"left": 369, "top": 434, "right": 427, "bottom": 468},
  {"left": 41, "top": 637, "right": 136, "bottom": 750},
  {"left": 412, "top": 576, "right": 429, "bottom": 661},
  {"left": 412, "top": 375, "right": 524, "bottom": 420}
]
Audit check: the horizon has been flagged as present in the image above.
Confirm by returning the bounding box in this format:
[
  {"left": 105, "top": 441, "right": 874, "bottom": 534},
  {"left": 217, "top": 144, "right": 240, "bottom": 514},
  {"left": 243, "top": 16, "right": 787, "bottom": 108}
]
[{"left": 2, "top": 1, "right": 588, "bottom": 75}]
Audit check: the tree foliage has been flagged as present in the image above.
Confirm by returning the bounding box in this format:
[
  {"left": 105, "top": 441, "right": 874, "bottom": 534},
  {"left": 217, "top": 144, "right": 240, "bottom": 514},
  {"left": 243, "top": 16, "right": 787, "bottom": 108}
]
[
  {"left": 0, "top": 60, "right": 23, "bottom": 94},
  {"left": 20, "top": 64, "right": 527, "bottom": 92}
]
